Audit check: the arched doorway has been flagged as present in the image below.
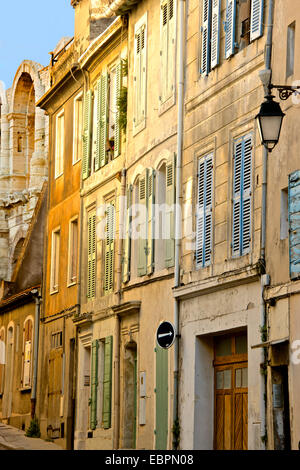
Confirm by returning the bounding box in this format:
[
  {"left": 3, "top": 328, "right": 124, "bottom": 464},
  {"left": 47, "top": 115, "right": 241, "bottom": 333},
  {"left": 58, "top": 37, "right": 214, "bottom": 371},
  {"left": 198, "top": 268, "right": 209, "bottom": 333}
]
[{"left": 123, "top": 341, "right": 137, "bottom": 449}]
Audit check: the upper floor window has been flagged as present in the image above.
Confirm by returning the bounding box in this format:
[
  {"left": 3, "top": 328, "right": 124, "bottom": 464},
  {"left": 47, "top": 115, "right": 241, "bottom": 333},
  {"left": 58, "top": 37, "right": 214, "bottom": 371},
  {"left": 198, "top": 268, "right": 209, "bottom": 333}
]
[
  {"left": 68, "top": 217, "right": 78, "bottom": 285},
  {"left": 201, "top": 0, "right": 264, "bottom": 76},
  {"left": 82, "top": 62, "right": 123, "bottom": 180},
  {"left": 160, "top": 0, "right": 176, "bottom": 106},
  {"left": 232, "top": 133, "right": 252, "bottom": 257},
  {"left": 73, "top": 92, "right": 83, "bottom": 164},
  {"left": 55, "top": 109, "right": 64, "bottom": 178},
  {"left": 196, "top": 153, "right": 213, "bottom": 268},
  {"left": 104, "top": 201, "right": 116, "bottom": 294},
  {"left": 50, "top": 227, "right": 60, "bottom": 293},
  {"left": 133, "top": 13, "right": 147, "bottom": 134}
]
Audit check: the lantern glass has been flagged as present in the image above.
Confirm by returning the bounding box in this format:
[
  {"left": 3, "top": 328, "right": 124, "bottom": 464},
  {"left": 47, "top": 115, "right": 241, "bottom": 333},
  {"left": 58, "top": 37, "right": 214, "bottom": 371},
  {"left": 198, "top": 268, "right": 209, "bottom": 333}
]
[{"left": 256, "top": 95, "right": 285, "bottom": 152}]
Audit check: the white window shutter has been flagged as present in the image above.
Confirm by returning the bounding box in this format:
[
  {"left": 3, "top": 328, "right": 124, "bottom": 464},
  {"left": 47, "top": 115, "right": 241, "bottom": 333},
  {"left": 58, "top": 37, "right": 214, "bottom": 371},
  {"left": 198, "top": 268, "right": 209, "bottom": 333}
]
[
  {"left": 201, "top": 0, "right": 212, "bottom": 76},
  {"left": 250, "top": 0, "right": 264, "bottom": 42},
  {"left": 225, "top": 0, "right": 236, "bottom": 59},
  {"left": 167, "top": 0, "right": 176, "bottom": 98},
  {"left": 160, "top": 1, "right": 168, "bottom": 102},
  {"left": 23, "top": 341, "right": 32, "bottom": 387},
  {"left": 210, "top": 0, "right": 221, "bottom": 69},
  {"left": 140, "top": 26, "right": 147, "bottom": 123}
]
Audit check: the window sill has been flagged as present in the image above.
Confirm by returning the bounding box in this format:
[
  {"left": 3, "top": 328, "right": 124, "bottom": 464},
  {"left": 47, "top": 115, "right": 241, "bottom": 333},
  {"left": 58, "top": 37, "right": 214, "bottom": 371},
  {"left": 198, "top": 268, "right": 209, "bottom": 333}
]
[
  {"left": 123, "top": 267, "right": 174, "bottom": 289},
  {"left": 67, "top": 281, "right": 77, "bottom": 288},
  {"left": 158, "top": 93, "right": 176, "bottom": 117},
  {"left": 54, "top": 172, "right": 64, "bottom": 180},
  {"left": 20, "top": 387, "right": 31, "bottom": 393},
  {"left": 133, "top": 119, "right": 146, "bottom": 137},
  {"left": 72, "top": 158, "right": 81, "bottom": 166},
  {"left": 50, "top": 289, "right": 59, "bottom": 296}
]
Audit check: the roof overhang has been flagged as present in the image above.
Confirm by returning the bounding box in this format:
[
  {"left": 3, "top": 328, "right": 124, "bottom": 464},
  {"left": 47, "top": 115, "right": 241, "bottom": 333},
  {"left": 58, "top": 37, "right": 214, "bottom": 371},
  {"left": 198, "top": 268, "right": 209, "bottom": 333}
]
[{"left": 104, "top": 0, "right": 141, "bottom": 17}]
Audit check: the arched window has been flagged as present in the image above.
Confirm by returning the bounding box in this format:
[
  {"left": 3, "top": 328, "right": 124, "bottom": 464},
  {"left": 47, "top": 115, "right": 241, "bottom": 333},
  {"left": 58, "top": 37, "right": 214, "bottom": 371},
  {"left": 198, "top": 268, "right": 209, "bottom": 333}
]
[
  {"left": 0, "top": 328, "right": 5, "bottom": 395},
  {"left": 22, "top": 318, "right": 33, "bottom": 388}
]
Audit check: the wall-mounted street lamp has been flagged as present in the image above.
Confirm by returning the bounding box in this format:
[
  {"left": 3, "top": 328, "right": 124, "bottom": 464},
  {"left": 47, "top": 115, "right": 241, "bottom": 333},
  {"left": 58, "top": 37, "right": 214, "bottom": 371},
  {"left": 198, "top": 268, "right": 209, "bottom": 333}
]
[{"left": 256, "top": 84, "right": 300, "bottom": 152}]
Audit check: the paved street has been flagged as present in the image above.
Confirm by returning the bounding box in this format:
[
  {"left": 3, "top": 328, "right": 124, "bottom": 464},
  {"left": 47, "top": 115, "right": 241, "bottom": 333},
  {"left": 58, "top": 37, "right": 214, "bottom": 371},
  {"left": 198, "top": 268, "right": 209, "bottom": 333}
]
[{"left": 0, "top": 423, "right": 62, "bottom": 450}]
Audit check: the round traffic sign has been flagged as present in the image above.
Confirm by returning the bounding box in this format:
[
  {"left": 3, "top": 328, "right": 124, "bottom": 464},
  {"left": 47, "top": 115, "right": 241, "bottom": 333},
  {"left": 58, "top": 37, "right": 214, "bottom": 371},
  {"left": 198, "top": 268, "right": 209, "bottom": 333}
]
[{"left": 156, "top": 321, "right": 176, "bottom": 349}]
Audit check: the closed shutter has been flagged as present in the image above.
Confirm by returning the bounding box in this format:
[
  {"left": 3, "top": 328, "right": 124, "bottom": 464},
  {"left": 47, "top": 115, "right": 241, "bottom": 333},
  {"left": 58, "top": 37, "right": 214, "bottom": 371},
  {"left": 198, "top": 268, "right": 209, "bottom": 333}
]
[
  {"left": 103, "top": 336, "right": 113, "bottom": 429},
  {"left": 232, "top": 135, "right": 252, "bottom": 257},
  {"left": 196, "top": 154, "right": 213, "bottom": 268},
  {"left": 23, "top": 341, "right": 32, "bottom": 387},
  {"left": 123, "top": 185, "right": 133, "bottom": 283},
  {"left": 140, "top": 26, "right": 147, "bottom": 123},
  {"left": 250, "top": 0, "right": 264, "bottom": 42},
  {"left": 90, "top": 340, "right": 99, "bottom": 430},
  {"left": 201, "top": 0, "right": 212, "bottom": 76},
  {"left": 288, "top": 170, "right": 300, "bottom": 279},
  {"left": 87, "top": 212, "right": 96, "bottom": 299},
  {"left": 147, "top": 169, "right": 155, "bottom": 274},
  {"left": 134, "top": 29, "right": 141, "bottom": 126},
  {"left": 211, "top": 0, "right": 221, "bottom": 69},
  {"left": 165, "top": 154, "right": 176, "bottom": 268},
  {"left": 104, "top": 202, "right": 115, "bottom": 293},
  {"left": 160, "top": 1, "right": 168, "bottom": 102},
  {"left": 138, "top": 170, "right": 148, "bottom": 276},
  {"left": 95, "top": 73, "right": 108, "bottom": 170},
  {"left": 167, "top": 0, "right": 175, "bottom": 97},
  {"left": 225, "top": 0, "right": 236, "bottom": 59},
  {"left": 82, "top": 90, "right": 92, "bottom": 180},
  {"left": 114, "top": 62, "right": 122, "bottom": 158}
]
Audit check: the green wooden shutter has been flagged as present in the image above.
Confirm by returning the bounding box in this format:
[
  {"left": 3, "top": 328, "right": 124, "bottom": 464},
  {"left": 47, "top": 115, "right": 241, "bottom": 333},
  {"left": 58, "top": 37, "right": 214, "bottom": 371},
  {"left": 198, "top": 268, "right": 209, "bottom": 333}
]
[
  {"left": 87, "top": 212, "right": 96, "bottom": 299},
  {"left": 241, "top": 135, "right": 252, "bottom": 254},
  {"left": 103, "top": 336, "right": 113, "bottom": 429},
  {"left": 90, "top": 339, "right": 99, "bottom": 430},
  {"left": 138, "top": 170, "right": 148, "bottom": 276},
  {"left": 104, "top": 202, "right": 115, "bottom": 293},
  {"left": 165, "top": 154, "right": 176, "bottom": 267},
  {"left": 123, "top": 185, "right": 133, "bottom": 283},
  {"left": 147, "top": 169, "right": 155, "bottom": 274},
  {"left": 82, "top": 90, "right": 92, "bottom": 180},
  {"left": 160, "top": 1, "right": 168, "bottom": 103},
  {"left": 167, "top": 0, "right": 175, "bottom": 98},
  {"left": 114, "top": 61, "right": 122, "bottom": 158},
  {"left": 155, "top": 346, "right": 168, "bottom": 450},
  {"left": 96, "top": 73, "right": 108, "bottom": 170}
]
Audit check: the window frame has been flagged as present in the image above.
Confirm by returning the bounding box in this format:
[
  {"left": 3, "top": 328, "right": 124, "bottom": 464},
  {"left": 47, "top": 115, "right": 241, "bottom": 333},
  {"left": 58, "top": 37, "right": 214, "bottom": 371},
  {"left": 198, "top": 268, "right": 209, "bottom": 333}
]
[
  {"left": 67, "top": 216, "right": 79, "bottom": 287},
  {"left": 21, "top": 317, "right": 34, "bottom": 390},
  {"left": 73, "top": 91, "right": 83, "bottom": 165},
  {"left": 50, "top": 226, "right": 61, "bottom": 294},
  {"left": 55, "top": 109, "right": 65, "bottom": 179}
]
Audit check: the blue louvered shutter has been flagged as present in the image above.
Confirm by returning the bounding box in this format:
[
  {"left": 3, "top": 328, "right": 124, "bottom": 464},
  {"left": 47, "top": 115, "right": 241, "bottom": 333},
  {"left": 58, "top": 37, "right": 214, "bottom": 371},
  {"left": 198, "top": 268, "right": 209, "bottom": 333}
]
[
  {"left": 196, "top": 154, "right": 213, "bottom": 268},
  {"left": 211, "top": 0, "right": 221, "bottom": 69},
  {"left": 232, "top": 135, "right": 252, "bottom": 256},
  {"left": 288, "top": 170, "right": 300, "bottom": 280},
  {"left": 225, "top": 0, "right": 236, "bottom": 59},
  {"left": 201, "top": 0, "right": 212, "bottom": 76},
  {"left": 250, "top": 0, "right": 264, "bottom": 42}
]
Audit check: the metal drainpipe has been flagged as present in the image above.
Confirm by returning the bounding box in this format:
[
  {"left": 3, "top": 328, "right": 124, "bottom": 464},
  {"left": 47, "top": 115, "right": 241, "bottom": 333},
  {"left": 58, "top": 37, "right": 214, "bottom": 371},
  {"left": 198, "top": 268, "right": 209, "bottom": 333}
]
[
  {"left": 260, "top": 0, "right": 274, "bottom": 450},
  {"left": 173, "top": 0, "right": 185, "bottom": 450},
  {"left": 113, "top": 168, "right": 126, "bottom": 449},
  {"left": 31, "top": 289, "right": 41, "bottom": 419}
]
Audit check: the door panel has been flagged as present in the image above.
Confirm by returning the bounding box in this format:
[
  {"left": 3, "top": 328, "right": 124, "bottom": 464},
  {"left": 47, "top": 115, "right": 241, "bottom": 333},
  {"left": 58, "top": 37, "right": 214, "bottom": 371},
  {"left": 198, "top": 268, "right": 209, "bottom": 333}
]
[{"left": 155, "top": 346, "right": 168, "bottom": 450}]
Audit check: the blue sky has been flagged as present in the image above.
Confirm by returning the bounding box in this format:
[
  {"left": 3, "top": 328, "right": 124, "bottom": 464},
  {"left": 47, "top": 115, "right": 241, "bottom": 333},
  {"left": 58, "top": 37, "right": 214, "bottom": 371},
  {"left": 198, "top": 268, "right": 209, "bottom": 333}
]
[{"left": 0, "top": 0, "right": 74, "bottom": 90}]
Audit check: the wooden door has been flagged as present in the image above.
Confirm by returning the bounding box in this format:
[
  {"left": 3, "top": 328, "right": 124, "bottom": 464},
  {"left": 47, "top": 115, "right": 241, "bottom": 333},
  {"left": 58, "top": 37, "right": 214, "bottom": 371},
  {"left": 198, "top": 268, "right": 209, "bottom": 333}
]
[
  {"left": 214, "top": 333, "right": 248, "bottom": 450},
  {"left": 48, "top": 348, "right": 63, "bottom": 437}
]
